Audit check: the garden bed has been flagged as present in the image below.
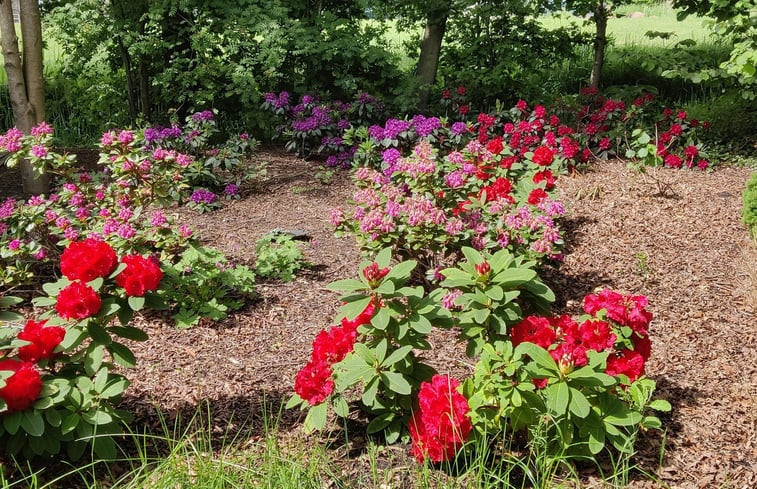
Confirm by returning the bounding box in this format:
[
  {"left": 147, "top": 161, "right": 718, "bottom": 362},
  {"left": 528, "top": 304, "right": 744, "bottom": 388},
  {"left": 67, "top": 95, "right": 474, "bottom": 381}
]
[{"left": 120, "top": 152, "right": 755, "bottom": 488}]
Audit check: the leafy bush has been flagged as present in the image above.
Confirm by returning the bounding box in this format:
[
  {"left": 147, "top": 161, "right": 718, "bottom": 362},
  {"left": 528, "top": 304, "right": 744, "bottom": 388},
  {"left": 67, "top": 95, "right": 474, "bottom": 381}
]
[
  {"left": 254, "top": 234, "right": 305, "bottom": 282},
  {"left": 289, "top": 249, "right": 669, "bottom": 462},
  {"left": 743, "top": 171, "right": 757, "bottom": 238},
  {"left": 0, "top": 240, "right": 164, "bottom": 459},
  {"left": 161, "top": 244, "right": 256, "bottom": 329}
]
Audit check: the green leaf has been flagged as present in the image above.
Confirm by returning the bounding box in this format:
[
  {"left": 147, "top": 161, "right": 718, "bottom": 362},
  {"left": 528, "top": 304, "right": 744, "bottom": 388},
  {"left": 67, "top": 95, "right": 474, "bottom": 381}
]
[
  {"left": 383, "top": 260, "right": 417, "bottom": 283},
  {"left": 3, "top": 412, "right": 22, "bottom": 435},
  {"left": 88, "top": 277, "right": 104, "bottom": 291},
  {"left": 99, "top": 378, "right": 130, "bottom": 399},
  {"left": 117, "top": 306, "right": 134, "bottom": 326},
  {"left": 381, "top": 371, "right": 411, "bottom": 395},
  {"left": 338, "top": 296, "right": 373, "bottom": 322},
  {"left": 128, "top": 296, "right": 145, "bottom": 311},
  {"left": 285, "top": 393, "right": 304, "bottom": 410},
  {"left": 332, "top": 396, "right": 349, "bottom": 417},
  {"left": 109, "top": 262, "right": 127, "bottom": 279},
  {"left": 108, "top": 343, "right": 136, "bottom": 368},
  {"left": 494, "top": 268, "right": 537, "bottom": 288},
  {"left": 361, "top": 377, "right": 380, "bottom": 408},
  {"left": 93, "top": 368, "right": 108, "bottom": 393},
  {"left": 371, "top": 308, "right": 391, "bottom": 331},
  {"left": 374, "top": 338, "right": 388, "bottom": 364},
  {"left": 485, "top": 285, "right": 504, "bottom": 301},
  {"left": 366, "top": 412, "right": 394, "bottom": 434},
  {"left": 569, "top": 387, "right": 591, "bottom": 418},
  {"left": 648, "top": 399, "right": 672, "bottom": 412},
  {"left": 461, "top": 246, "right": 484, "bottom": 265},
  {"left": 382, "top": 345, "right": 413, "bottom": 367},
  {"left": 0, "top": 296, "right": 23, "bottom": 308},
  {"left": 21, "top": 410, "right": 45, "bottom": 436},
  {"left": 304, "top": 402, "right": 328, "bottom": 433},
  {"left": 546, "top": 381, "right": 569, "bottom": 416},
  {"left": 82, "top": 409, "right": 113, "bottom": 426},
  {"left": 84, "top": 345, "right": 104, "bottom": 376},
  {"left": 108, "top": 326, "right": 148, "bottom": 342},
  {"left": 87, "top": 323, "right": 112, "bottom": 346},
  {"left": 326, "top": 279, "right": 365, "bottom": 292},
  {"left": 516, "top": 342, "right": 558, "bottom": 373},
  {"left": 642, "top": 415, "right": 662, "bottom": 430}
]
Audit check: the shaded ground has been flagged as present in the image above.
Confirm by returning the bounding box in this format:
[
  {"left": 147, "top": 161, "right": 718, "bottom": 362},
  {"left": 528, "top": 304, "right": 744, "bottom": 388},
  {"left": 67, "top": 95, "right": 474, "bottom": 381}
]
[{"left": 7, "top": 151, "right": 753, "bottom": 487}]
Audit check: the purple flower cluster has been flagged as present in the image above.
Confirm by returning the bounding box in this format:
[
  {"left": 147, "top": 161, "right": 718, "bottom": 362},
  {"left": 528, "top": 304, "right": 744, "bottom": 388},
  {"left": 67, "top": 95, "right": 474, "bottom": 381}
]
[
  {"left": 265, "top": 91, "right": 290, "bottom": 109},
  {"left": 412, "top": 115, "right": 442, "bottom": 137},
  {"left": 224, "top": 183, "right": 239, "bottom": 196},
  {"left": 144, "top": 125, "right": 183, "bottom": 144},
  {"left": 451, "top": 122, "right": 469, "bottom": 136},
  {"left": 190, "top": 188, "right": 217, "bottom": 204},
  {"left": 192, "top": 110, "right": 214, "bottom": 122}
]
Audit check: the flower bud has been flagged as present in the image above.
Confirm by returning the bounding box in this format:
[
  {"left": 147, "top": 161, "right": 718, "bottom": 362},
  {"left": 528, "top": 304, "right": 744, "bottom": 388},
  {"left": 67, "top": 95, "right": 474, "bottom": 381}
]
[
  {"left": 362, "top": 262, "right": 389, "bottom": 286},
  {"left": 474, "top": 261, "right": 490, "bottom": 276}
]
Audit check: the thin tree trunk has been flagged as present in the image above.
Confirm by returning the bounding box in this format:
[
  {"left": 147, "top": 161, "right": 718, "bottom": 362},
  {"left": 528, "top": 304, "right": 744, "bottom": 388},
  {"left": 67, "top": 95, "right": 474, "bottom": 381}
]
[
  {"left": 0, "top": 0, "right": 48, "bottom": 195},
  {"left": 117, "top": 36, "right": 138, "bottom": 123},
  {"left": 138, "top": 56, "right": 150, "bottom": 119},
  {"left": 590, "top": 0, "right": 608, "bottom": 90},
  {"left": 417, "top": 1, "right": 450, "bottom": 111}
]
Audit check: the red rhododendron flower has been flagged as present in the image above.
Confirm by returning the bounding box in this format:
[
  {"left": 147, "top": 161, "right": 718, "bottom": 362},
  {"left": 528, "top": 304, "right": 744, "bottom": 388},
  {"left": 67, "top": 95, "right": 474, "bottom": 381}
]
[
  {"left": 516, "top": 99, "right": 528, "bottom": 111},
  {"left": 59, "top": 238, "right": 118, "bottom": 282},
  {"left": 532, "top": 146, "right": 554, "bottom": 166},
  {"left": 0, "top": 359, "right": 42, "bottom": 412},
  {"left": 457, "top": 85, "right": 467, "bottom": 96},
  {"left": 533, "top": 169, "right": 555, "bottom": 190},
  {"left": 583, "top": 290, "right": 652, "bottom": 335},
  {"left": 550, "top": 341, "right": 588, "bottom": 368},
  {"left": 311, "top": 324, "right": 357, "bottom": 364},
  {"left": 17, "top": 319, "right": 66, "bottom": 363},
  {"left": 606, "top": 349, "right": 645, "bottom": 384},
  {"left": 459, "top": 105, "right": 469, "bottom": 116},
  {"left": 362, "top": 262, "right": 390, "bottom": 286},
  {"left": 56, "top": 281, "right": 102, "bottom": 319},
  {"left": 577, "top": 319, "right": 616, "bottom": 352},
  {"left": 527, "top": 188, "right": 548, "bottom": 205},
  {"left": 116, "top": 255, "right": 163, "bottom": 296},
  {"left": 486, "top": 137, "right": 503, "bottom": 155},
  {"left": 510, "top": 316, "right": 557, "bottom": 349},
  {"left": 409, "top": 375, "right": 472, "bottom": 463},
  {"left": 664, "top": 154, "right": 682, "bottom": 168},
  {"left": 294, "top": 360, "right": 334, "bottom": 405},
  {"left": 632, "top": 333, "right": 652, "bottom": 361},
  {"left": 479, "top": 177, "right": 514, "bottom": 203}
]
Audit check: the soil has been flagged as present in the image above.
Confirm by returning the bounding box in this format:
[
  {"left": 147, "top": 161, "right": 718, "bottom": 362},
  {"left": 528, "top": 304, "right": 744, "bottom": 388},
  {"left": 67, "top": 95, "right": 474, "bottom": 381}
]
[{"left": 3, "top": 152, "right": 756, "bottom": 487}]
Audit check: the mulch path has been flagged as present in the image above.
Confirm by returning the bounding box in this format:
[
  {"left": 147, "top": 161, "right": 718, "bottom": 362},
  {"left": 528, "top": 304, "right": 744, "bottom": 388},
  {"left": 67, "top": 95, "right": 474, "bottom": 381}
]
[{"left": 6, "top": 151, "right": 755, "bottom": 487}]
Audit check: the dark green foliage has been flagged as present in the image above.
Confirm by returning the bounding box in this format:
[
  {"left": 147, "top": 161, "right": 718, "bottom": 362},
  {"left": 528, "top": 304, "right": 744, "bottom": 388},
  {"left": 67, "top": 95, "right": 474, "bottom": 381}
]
[
  {"left": 254, "top": 234, "right": 306, "bottom": 282},
  {"left": 161, "top": 244, "right": 256, "bottom": 328}
]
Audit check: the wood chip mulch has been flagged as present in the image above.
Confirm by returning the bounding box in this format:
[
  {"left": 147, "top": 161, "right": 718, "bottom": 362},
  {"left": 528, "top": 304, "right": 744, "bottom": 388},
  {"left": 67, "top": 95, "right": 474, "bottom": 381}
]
[{"left": 54, "top": 153, "right": 757, "bottom": 487}]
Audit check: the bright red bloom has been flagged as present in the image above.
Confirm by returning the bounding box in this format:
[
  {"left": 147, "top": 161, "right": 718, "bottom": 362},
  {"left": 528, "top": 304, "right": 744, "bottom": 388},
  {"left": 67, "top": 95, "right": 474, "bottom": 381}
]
[
  {"left": 527, "top": 188, "right": 548, "bottom": 205},
  {"left": 459, "top": 105, "right": 469, "bottom": 116},
  {"left": 409, "top": 375, "right": 472, "bottom": 463},
  {"left": 583, "top": 290, "right": 652, "bottom": 335},
  {"left": 632, "top": 333, "right": 652, "bottom": 361},
  {"left": 550, "top": 340, "right": 588, "bottom": 368},
  {"left": 456, "top": 85, "right": 467, "bottom": 96},
  {"left": 533, "top": 169, "right": 555, "bottom": 190},
  {"left": 684, "top": 145, "right": 698, "bottom": 158},
  {"left": 441, "top": 89, "right": 451, "bottom": 100},
  {"left": 17, "top": 319, "right": 66, "bottom": 363},
  {"left": 664, "top": 154, "right": 682, "bottom": 168},
  {"left": 606, "top": 349, "right": 645, "bottom": 384},
  {"left": 0, "top": 359, "right": 42, "bottom": 412},
  {"left": 294, "top": 360, "right": 334, "bottom": 405},
  {"left": 362, "top": 262, "right": 390, "bottom": 286},
  {"left": 486, "top": 137, "right": 503, "bottom": 155},
  {"left": 500, "top": 155, "right": 518, "bottom": 169},
  {"left": 669, "top": 124, "right": 683, "bottom": 136},
  {"left": 59, "top": 238, "right": 117, "bottom": 282},
  {"left": 531, "top": 146, "right": 554, "bottom": 166},
  {"left": 116, "top": 255, "right": 163, "bottom": 296},
  {"left": 515, "top": 99, "right": 528, "bottom": 112},
  {"left": 676, "top": 110, "right": 687, "bottom": 120},
  {"left": 479, "top": 177, "right": 513, "bottom": 203},
  {"left": 56, "top": 281, "right": 102, "bottom": 320},
  {"left": 311, "top": 324, "right": 357, "bottom": 364},
  {"left": 576, "top": 319, "right": 616, "bottom": 352},
  {"left": 510, "top": 316, "right": 557, "bottom": 349}
]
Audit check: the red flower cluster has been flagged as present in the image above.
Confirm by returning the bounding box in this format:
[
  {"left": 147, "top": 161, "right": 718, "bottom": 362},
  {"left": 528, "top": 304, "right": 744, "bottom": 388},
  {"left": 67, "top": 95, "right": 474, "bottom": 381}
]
[
  {"left": 17, "top": 319, "right": 65, "bottom": 363},
  {"left": 56, "top": 281, "right": 102, "bottom": 320},
  {"left": 116, "top": 255, "right": 163, "bottom": 296},
  {"left": 295, "top": 300, "right": 377, "bottom": 405},
  {"left": 0, "top": 359, "right": 42, "bottom": 412},
  {"left": 478, "top": 177, "right": 514, "bottom": 203},
  {"left": 511, "top": 315, "right": 616, "bottom": 373},
  {"left": 409, "top": 375, "right": 472, "bottom": 463},
  {"left": 531, "top": 146, "right": 555, "bottom": 166},
  {"left": 583, "top": 289, "right": 653, "bottom": 383},
  {"left": 59, "top": 238, "right": 117, "bottom": 282},
  {"left": 362, "top": 262, "right": 389, "bottom": 286}
]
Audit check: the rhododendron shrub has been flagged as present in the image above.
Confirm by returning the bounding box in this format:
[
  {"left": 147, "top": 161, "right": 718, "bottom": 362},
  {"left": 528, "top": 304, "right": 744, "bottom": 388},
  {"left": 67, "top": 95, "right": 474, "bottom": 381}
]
[
  {"left": 288, "top": 248, "right": 452, "bottom": 441},
  {"left": 463, "top": 289, "right": 670, "bottom": 456},
  {"left": 0, "top": 240, "right": 166, "bottom": 459},
  {"left": 262, "top": 91, "right": 387, "bottom": 167},
  {"left": 332, "top": 139, "right": 566, "bottom": 277}
]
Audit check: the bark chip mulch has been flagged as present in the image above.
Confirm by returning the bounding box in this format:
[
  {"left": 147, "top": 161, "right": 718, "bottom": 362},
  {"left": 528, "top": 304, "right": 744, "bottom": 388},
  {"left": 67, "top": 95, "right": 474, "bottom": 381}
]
[{"left": 123, "top": 154, "right": 755, "bottom": 488}]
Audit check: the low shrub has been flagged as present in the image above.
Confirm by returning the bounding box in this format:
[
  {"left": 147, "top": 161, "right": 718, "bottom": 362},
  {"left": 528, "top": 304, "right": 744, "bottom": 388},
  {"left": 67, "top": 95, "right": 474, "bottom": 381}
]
[
  {"left": 254, "top": 234, "right": 305, "bottom": 282},
  {"left": 743, "top": 171, "right": 757, "bottom": 238},
  {"left": 0, "top": 240, "right": 165, "bottom": 459}
]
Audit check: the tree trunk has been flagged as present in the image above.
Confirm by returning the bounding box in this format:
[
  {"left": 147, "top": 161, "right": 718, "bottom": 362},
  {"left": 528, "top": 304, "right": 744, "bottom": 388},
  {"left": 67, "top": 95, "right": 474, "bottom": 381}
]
[
  {"left": 417, "top": 1, "right": 450, "bottom": 111},
  {"left": 589, "top": 0, "right": 608, "bottom": 90},
  {"left": 117, "top": 35, "right": 138, "bottom": 122},
  {"left": 0, "top": 0, "right": 48, "bottom": 195}
]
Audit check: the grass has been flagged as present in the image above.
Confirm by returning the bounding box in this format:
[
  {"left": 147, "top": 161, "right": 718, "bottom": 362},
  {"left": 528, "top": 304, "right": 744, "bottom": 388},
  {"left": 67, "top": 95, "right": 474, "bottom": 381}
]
[{"left": 0, "top": 402, "right": 669, "bottom": 489}]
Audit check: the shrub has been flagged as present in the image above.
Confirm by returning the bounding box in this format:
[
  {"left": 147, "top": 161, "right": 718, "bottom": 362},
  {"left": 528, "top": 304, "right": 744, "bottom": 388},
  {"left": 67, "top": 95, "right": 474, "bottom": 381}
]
[
  {"left": 0, "top": 240, "right": 165, "bottom": 459},
  {"left": 254, "top": 234, "right": 305, "bottom": 282},
  {"left": 161, "top": 244, "right": 256, "bottom": 329}
]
